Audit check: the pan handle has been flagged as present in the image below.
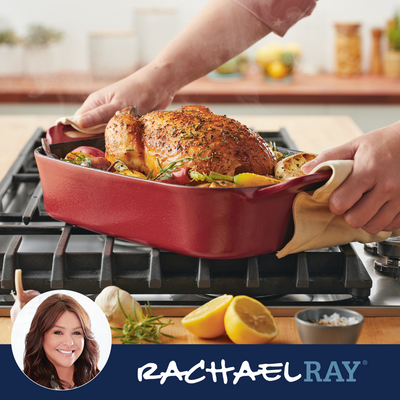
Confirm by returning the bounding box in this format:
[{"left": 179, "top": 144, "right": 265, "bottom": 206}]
[{"left": 253, "top": 170, "right": 333, "bottom": 199}]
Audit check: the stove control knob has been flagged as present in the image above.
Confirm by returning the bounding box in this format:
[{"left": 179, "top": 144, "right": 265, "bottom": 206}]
[{"left": 377, "top": 238, "right": 400, "bottom": 259}]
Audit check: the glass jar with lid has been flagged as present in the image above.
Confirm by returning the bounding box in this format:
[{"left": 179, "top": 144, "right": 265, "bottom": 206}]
[{"left": 335, "top": 23, "right": 362, "bottom": 76}]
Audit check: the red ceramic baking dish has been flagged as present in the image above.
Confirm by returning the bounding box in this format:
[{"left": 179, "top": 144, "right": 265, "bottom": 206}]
[{"left": 34, "top": 137, "right": 331, "bottom": 259}]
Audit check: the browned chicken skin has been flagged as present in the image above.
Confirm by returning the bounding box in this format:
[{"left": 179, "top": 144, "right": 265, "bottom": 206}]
[{"left": 105, "top": 105, "right": 276, "bottom": 179}]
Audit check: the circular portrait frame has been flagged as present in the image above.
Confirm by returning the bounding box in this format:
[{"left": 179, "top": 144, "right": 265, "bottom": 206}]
[{"left": 11, "top": 289, "right": 112, "bottom": 390}]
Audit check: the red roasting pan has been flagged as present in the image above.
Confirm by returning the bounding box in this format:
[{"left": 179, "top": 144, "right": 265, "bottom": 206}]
[{"left": 34, "top": 137, "right": 332, "bottom": 259}]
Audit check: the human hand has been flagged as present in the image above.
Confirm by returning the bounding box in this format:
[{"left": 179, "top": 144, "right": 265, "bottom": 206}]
[
  {"left": 74, "top": 64, "right": 176, "bottom": 128},
  {"left": 73, "top": 0, "right": 274, "bottom": 129},
  {"left": 301, "top": 122, "right": 400, "bottom": 234}
]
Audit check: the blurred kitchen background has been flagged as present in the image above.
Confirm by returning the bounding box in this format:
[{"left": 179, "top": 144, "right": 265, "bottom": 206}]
[{"left": 1, "top": 0, "right": 400, "bottom": 133}]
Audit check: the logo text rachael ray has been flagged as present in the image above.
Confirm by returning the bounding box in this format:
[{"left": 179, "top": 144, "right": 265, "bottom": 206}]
[{"left": 138, "top": 360, "right": 362, "bottom": 385}]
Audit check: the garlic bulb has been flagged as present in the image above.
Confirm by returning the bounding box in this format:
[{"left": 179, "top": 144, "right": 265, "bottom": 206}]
[
  {"left": 95, "top": 286, "right": 141, "bottom": 328},
  {"left": 10, "top": 269, "right": 40, "bottom": 323}
]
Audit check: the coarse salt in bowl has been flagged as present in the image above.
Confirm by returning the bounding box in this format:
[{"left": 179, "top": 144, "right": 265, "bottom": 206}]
[{"left": 294, "top": 308, "right": 364, "bottom": 344}]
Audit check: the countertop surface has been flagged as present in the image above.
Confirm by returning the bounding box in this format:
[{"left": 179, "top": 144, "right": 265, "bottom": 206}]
[
  {"left": 1, "top": 72, "right": 400, "bottom": 104},
  {"left": 0, "top": 113, "right": 399, "bottom": 345},
  {"left": 1, "top": 316, "right": 399, "bottom": 345}
]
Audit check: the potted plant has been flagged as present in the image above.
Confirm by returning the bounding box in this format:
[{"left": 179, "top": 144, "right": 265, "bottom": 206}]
[
  {"left": 384, "top": 13, "right": 400, "bottom": 77},
  {"left": 23, "top": 24, "right": 63, "bottom": 76},
  {"left": 0, "top": 29, "right": 23, "bottom": 76}
]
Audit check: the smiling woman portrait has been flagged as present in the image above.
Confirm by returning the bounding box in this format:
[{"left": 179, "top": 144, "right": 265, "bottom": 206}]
[{"left": 23, "top": 293, "right": 101, "bottom": 390}]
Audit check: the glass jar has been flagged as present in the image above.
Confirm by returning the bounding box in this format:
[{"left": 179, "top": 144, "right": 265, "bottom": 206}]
[{"left": 335, "top": 23, "right": 361, "bottom": 77}]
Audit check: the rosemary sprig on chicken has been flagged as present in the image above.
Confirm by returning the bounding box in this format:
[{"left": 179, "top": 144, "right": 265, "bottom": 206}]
[{"left": 152, "top": 154, "right": 210, "bottom": 181}]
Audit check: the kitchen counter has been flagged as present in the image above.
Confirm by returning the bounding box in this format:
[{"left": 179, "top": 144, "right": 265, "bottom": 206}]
[
  {"left": 1, "top": 113, "right": 398, "bottom": 345},
  {"left": 1, "top": 316, "right": 399, "bottom": 344},
  {"left": 1, "top": 72, "right": 400, "bottom": 105}
]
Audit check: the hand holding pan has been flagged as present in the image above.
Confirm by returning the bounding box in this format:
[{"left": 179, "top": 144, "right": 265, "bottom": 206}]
[{"left": 46, "top": 116, "right": 106, "bottom": 144}]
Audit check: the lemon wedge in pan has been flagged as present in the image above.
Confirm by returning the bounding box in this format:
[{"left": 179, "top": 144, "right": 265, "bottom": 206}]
[{"left": 233, "top": 172, "right": 282, "bottom": 187}]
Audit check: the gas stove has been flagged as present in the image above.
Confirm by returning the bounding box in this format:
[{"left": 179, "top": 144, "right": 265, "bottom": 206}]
[{"left": 1, "top": 128, "right": 400, "bottom": 317}]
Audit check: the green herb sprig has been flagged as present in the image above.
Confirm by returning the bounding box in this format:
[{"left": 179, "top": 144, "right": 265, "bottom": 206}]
[
  {"left": 152, "top": 154, "right": 210, "bottom": 181},
  {"left": 111, "top": 291, "right": 175, "bottom": 344},
  {"left": 60, "top": 152, "right": 91, "bottom": 165},
  {"left": 188, "top": 170, "right": 233, "bottom": 186},
  {"left": 276, "top": 151, "right": 290, "bottom": 161},
  {"left": 269, "top": 141, "right": 289, "bottom": 161}
]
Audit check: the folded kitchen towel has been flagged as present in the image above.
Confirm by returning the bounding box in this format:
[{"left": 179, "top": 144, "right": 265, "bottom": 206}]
[
  {"left": 277, "top": 159, "right": 400, "bottom": 258},
  {"left": 55, "top": 116, "right": 107, "bottom": 135}
]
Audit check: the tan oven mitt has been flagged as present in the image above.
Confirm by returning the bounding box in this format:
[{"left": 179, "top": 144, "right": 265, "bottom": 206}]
[
  {"left": 277, "top": 159, "right": 400, "bottom": 258},
  {"left": 55, "top": 116, "right": 107, "bottom": 135}
]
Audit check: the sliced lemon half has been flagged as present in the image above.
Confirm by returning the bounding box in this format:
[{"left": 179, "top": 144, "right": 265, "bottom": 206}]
[
  {"left": 181, "top": 294, "right": 233, "bottom": 339},
  {"left": 224, "top": 295, "right": 279, "bottom": 344}
]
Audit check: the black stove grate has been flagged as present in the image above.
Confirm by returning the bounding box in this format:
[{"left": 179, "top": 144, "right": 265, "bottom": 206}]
[{"left": 0, "top": 128, "right": 372, "bottom": 309}]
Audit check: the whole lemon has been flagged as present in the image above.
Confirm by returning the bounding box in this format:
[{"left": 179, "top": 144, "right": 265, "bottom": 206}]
[{"left": 265, "top": 60, "right": 287, "bottom": 79}]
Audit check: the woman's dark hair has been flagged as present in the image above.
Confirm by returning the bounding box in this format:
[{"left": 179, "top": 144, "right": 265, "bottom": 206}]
[{"left": 23, "top": 293, "right": 100, "bottom": 389}]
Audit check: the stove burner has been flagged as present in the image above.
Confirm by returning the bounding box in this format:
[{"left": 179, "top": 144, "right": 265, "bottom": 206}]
[
  {"left": 196, "top": 293, "right": 283, "bottom": 300},
  {"left": 375, "top": 237, "right": 400, "bottom": 276},
  {"left": 194, "top": 293, "right": 353, "bottom": 303}
]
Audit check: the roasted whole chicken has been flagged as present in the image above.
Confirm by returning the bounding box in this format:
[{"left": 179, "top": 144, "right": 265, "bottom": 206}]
[{"left": 104, "top": 105, "right": 277, "bottom": 181}]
